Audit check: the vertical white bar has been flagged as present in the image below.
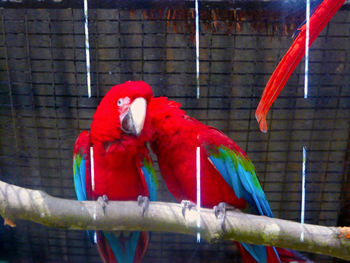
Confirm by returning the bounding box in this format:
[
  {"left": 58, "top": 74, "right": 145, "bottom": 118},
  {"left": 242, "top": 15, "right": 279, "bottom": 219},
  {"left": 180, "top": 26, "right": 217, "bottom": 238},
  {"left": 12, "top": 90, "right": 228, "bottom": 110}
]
[
  {"left": 196, "top": 146, "right": 201, "bottom": 242},
  {"left": 90, "top": 146, "right": 95, "bottom": 191},
  {"left": 301, "top": 146, "right": 306, "bottom": 241},
  {"left": 304, "top": 0, "right": 310, "bottom": 99},
  {"left": 84, "top": 0, "right": 92, "bottom": 98},
  {"left": 195, "top": 0, "right": 200, "bottom": 99}
]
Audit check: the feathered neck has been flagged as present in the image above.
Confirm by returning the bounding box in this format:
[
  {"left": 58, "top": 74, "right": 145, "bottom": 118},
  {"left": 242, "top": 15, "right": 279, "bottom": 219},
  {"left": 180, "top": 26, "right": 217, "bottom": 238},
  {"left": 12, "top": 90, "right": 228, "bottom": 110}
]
[
  {"left": 148, "top": 97, "right": 185, "bottom": 121},
  {"left": 142, "top": 97, "right": 186, "bottom": 140}
]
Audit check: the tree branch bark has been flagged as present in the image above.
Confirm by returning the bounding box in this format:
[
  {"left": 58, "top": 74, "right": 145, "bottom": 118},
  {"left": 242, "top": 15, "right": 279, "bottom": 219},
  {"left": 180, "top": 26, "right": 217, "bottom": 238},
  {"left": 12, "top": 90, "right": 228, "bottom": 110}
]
[{"left": 0, "top": 179, "right": 349, "bottom": 260}]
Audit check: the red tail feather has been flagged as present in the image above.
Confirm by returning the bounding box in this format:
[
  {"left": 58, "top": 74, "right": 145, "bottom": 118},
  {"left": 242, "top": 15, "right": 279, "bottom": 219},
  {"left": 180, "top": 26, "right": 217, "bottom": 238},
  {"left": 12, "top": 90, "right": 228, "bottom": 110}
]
[
  {"left": 133, "top": 232, "right": 149, "bottom": 263},
  {"left": 96, "top": 231, "right": 118, "bottom": 263},
  {"left": 275, "top": 247, "right": 313, "bottom": 263},
  {"left": 236, "top": 242, "right": 259, "bottom": 263},
  {"left": 266, "top": 247, "right": 281, "bottom": 263},
  {"left": 255, "top": 0, "right": 345, "bottom": 133}
]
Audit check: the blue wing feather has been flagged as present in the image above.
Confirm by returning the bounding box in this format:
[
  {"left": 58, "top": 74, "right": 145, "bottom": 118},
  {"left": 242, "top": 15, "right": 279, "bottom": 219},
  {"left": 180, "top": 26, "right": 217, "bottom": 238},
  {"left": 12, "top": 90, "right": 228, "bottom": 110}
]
[
  {"left": 141, "top": 158, "right": 158, "bottom": 201},
  {"left": 73, "top": 133, "right": 95, "bottom": 243},
  {"left": 73, "top": 154, "right": 88, "bottom": 201},
  {"left": 208, "top": 146, "right": 279, "bottom": 263},
  {"left": 209, "top": 147, "right": 273, "bottom": 216}
]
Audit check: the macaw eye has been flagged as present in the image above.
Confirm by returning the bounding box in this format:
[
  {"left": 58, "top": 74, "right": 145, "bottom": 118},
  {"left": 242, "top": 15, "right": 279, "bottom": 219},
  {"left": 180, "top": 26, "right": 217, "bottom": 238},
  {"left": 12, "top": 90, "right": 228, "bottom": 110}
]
[{"left": 117, "top": 98, "right": 123, "bottom": 106}]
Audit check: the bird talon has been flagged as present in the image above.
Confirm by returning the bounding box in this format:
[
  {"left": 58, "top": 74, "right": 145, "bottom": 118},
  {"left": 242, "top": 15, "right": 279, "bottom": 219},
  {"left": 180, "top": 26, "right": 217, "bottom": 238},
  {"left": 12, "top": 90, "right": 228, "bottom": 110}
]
[
  {"left": 137, "top": 195, "right": 150, "bottom": 216},
  {"left": 213, "top": 205, "right": 219, "bottom": 218},
  {"left": 97, "top": 195, "right": 109, "bottom": 214},
  {"left": 213, "top": 202, "right": 228, "bottom": 231},
  {"left": 101, "top": 195, "right": 109, "bottom": 203},
  {"left": 180, "top": 200, "right": 196, "bottom": 217}
]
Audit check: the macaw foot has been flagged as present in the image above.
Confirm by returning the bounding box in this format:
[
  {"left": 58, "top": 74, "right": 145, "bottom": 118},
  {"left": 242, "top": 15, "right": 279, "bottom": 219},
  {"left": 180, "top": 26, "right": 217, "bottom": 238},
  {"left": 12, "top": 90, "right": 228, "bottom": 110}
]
[
  {"left": 213, "top": 202, "right": 237, "bottom": 232},
  {"left": 137, "top": 195, "right": 150, "bottom": 216},
  {"left": 97, "top": 195, "right": 109, "bottom": 215},
  {"left": 180, "top": 200, "right": 197, "bottom": 217}
]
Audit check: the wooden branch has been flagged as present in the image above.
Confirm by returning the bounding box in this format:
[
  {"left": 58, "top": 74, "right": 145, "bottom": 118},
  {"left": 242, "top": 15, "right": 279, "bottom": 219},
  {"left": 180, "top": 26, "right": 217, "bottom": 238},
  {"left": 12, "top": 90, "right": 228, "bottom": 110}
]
[{"left": 0, "top": 180, "right": 349, "bottom": 260}]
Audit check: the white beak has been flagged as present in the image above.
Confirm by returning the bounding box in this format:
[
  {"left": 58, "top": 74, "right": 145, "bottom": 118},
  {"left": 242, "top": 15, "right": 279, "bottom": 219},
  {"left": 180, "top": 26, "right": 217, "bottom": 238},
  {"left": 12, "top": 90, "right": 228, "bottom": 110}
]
[
  {"left": 120, "top": 97, "right": 147, "bottom": 136},
  {"left": 129, "top": 97, "right": 147, "bottom": 136}
]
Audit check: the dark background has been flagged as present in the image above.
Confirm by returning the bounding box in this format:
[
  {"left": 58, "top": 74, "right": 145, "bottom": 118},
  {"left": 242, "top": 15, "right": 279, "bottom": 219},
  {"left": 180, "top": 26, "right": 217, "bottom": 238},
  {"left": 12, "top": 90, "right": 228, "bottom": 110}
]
[{"left": 0, "top": 0, "right": 349, "bottom": 262}]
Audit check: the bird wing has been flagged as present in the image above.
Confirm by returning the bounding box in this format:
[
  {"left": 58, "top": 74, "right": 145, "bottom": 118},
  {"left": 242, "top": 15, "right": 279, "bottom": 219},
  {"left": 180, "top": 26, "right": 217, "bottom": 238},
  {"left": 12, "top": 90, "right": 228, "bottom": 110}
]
[
  {"left": 200, "top": 127, "right": 278, "bottom": 263},
  {"left": 73, "top": 131, "right": 91, "bottom": 202},
  {"left": 73, "top": 131, "right": 95, "bottom": 242}
]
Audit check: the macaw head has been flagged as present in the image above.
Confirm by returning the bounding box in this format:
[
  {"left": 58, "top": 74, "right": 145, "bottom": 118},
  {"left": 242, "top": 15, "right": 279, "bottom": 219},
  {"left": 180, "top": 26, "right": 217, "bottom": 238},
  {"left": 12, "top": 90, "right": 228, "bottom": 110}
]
[{"left": 90, "top": 80, "right": 153, "bottom": 142}]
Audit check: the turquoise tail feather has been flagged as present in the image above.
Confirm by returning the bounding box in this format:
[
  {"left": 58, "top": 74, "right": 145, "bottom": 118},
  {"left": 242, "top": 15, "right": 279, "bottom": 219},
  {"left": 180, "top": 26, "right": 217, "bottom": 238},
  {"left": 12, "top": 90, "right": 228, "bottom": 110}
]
[{"left": 103, "top": 231, "right": 141, "bottom": 263}]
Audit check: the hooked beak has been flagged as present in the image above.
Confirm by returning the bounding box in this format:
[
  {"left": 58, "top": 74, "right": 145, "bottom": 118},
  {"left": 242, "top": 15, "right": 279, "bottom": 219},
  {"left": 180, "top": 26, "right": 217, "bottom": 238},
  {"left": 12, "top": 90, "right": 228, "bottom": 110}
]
[{"left": 120, "top": 98, "right": 147, "bottom": 136}]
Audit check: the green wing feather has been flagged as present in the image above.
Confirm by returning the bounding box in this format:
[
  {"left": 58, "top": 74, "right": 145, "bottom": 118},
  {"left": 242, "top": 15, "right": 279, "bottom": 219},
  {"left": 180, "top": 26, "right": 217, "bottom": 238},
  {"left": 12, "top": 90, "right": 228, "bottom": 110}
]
[
  {"left": 141, "top": 157, "right": 158, "bottom": 201},
  {"left": 208, "top": 145, "right": 273, "bottom": 217}
]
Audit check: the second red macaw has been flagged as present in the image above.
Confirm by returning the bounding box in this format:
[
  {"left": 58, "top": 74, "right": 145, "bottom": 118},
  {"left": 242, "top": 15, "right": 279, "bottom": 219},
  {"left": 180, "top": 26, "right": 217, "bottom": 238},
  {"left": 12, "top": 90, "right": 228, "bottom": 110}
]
[
  {"left": 73, "top": 81, "right": 157, "bottom": 263},
  {"left": 116, "top": 81, "right": 309, "bottom": 263},
  {"left": 255, "top": 0, "right": 345, "bottom": 133}
]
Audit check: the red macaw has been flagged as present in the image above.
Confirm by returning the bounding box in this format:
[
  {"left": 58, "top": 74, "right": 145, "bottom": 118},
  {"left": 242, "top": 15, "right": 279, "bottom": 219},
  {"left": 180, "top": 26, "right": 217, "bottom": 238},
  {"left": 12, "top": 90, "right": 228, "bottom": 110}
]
[
  {"left": 255, "top": 0, "right": 345, "bottom": 133},
  {"left": 73, "top": 81, "right": 157, "bottom": 263},
  {"left": 114, "top": 81, "right": 309, "bottom": 263}
]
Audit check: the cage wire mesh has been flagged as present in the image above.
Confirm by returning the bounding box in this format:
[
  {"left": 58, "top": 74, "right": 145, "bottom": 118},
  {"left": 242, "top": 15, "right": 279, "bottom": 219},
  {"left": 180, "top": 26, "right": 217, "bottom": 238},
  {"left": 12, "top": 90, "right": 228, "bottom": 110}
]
[{"left": 0, "top": 1, "right": 349, "bottom": 262}]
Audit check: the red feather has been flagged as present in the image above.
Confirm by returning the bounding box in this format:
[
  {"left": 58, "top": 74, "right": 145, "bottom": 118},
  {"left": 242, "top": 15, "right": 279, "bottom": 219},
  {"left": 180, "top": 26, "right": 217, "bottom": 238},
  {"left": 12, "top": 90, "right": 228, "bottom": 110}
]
[
  {"left": 97, "top": 232, "right": 118, "bottom": 263},
  {"left": 255, "top": 0, "right": 345, "bottom": 133}
]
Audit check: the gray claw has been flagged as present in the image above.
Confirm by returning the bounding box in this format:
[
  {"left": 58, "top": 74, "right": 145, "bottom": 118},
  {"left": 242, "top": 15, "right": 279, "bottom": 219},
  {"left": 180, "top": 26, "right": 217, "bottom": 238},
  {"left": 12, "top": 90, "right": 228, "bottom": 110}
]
[
  {"left": 213, "top": 202, "right": 228, "bottom": 231},
  {"left": 137, "top": 195, "right": 150, "bottom": 216},
  {"left": 97, "top": 195, "right": 109, "bottom": 214},
  {"left": 180, "top": 200, "right": 196, "bottom": 217}
]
